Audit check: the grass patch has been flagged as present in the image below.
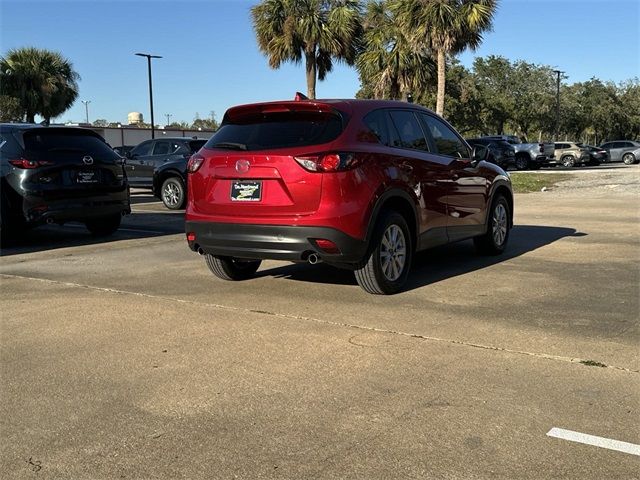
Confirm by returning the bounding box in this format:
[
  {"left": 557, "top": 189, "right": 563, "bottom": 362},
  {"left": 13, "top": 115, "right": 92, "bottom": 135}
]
[
  {"left": 509, "top": 173, "right": 572, "bottom": 193},
  {"left": 580, "top": 359, "right": 608, "bottom": 368}
]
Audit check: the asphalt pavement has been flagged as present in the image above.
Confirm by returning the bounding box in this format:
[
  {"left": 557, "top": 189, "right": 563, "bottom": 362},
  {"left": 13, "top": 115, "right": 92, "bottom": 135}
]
[{"left": 1, "top": 166, "right": 638, "bottom": 479}]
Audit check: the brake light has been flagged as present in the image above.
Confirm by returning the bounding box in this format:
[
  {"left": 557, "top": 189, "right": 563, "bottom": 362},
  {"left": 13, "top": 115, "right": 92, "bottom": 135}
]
[
  {"left": 186, "top": 232, "right": 196, "bottom": 242},
  {"left": 294, "top": 153, "right": 359, "bottom": 172},
  {"left": 187, "top": 153, "right": 205, "bottom": 173},
  {"left": 539, "top": 144, "right": 545, "bottom": 153},
  {"left": 9, "top": 159, "right": 52, "bottom": 169}
]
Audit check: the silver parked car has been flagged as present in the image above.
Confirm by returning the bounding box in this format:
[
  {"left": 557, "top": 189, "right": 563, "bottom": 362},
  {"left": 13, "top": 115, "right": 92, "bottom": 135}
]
[{"left": 598, "top": 140, "right": 640, "bottom": 165}]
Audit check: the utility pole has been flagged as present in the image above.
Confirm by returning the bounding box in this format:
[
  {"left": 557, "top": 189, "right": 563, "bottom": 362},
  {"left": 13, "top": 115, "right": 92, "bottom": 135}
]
[
  {"left": 135, "top": 52, "right": 162, "bottom": 138},
  {"left": 165, "top": 113, "right": 172, "bottom": 126},
  {"left": 553, "top": 70, "right": 564, "bottom": 142},
  {"left": 81, "top": 100, "right": 91, "bottom": 124}
]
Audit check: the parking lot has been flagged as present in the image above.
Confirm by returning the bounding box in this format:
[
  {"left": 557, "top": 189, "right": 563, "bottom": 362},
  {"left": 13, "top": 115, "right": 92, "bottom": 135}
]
[{"left": 1, "top": 165, "right": 638, "bottom": 479}]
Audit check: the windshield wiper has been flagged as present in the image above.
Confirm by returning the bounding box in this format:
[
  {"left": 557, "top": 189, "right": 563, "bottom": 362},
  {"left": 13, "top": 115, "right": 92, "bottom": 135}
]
[{"left": 211, "top": 142, "right": 247, "bottom": 151}]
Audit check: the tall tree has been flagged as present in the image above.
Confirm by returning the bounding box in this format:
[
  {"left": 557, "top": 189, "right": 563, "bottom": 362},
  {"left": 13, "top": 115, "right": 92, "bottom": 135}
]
[
  {"left": 356, "top": 1, "right": 434, "bottom": 100},
  {"left": 0, "top": 47, "right": 80, "bottom": 123},
  {"left": 252, "top": 0, "right": 362, "bottom": 99},
  {"left": 393, "top": 0, "right": 496, "bottom": 116}
]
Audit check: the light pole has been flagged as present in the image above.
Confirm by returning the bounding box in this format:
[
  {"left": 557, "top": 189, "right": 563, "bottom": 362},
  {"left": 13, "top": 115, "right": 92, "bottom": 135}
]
[
  {"left": 135, "top": 52, "right": 162, "bottom": 138},
  {"left": 553, "top": 69, "right": 564, "bottom": 142},
  {"left": 81, "top": 100, "right": 91, "bottom": 124},
  {"left": 165, "top": 113, "right": 172, "bottom": 126}
]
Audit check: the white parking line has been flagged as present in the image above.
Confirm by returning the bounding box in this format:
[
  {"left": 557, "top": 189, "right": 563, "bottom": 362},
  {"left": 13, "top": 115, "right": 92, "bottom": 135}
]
[{"left": 547, "top": 428, "right": 640, "bottom": 456}]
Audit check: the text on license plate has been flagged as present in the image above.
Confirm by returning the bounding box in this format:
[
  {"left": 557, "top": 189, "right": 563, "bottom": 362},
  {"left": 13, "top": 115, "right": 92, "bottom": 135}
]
[
  {"left": 77, "top": 171, "right": 98, "bottom": 183},
  {"left": 231, "top": 180, "right": 261, "bottom": 201}
]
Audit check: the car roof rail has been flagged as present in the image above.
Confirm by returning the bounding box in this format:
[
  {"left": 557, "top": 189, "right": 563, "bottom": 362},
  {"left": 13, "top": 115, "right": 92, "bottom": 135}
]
[{"left": 294, "top": 92, "right": 309, "bottom": 101}]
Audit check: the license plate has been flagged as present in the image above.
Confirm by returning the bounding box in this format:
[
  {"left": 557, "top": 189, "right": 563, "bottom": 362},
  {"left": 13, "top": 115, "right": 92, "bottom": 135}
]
[
  {"left": 77, "top": 170, "right": 98, "bottom": 184},
  {"left": 231, "top": 180, "right": 261, "bottom": 201}
]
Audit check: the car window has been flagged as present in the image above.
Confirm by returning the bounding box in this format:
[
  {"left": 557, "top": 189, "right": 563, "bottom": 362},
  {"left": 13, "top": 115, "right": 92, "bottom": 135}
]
[
  {"left": 621, "top": 142, "right": 634, "bottom": 148},
  {"left": 421, "top": 114, "right": 469, "bottom": 158},
  {"left": 363, "top": 110, "right": 391, "bottom": 146},
  {"left": 388, "top": 111, "right": 429, "bottom": 151},
  {"left": 188, "top": 140, "right": 206, "bottom": 152},
  {"left": 152, "top": 141, "right": 171, "bottom": 155},
  {"left": 131, "top": 141, "right": 152, "bottom": 156},
  {"left": 22, "top": 129, "right": 120, "bottom": 161},
  {"left": 205, "top": 111, "right": 343, "bottom": 151}
]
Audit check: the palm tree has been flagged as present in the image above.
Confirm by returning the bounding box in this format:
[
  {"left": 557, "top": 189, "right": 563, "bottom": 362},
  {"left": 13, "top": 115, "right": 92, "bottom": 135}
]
[
  {"left": 251, "top": 0, "right": 362, "bottom": 99},
  {"left": 0, "top": 47, "right": 80, "bottom": 123},
  {"left": 393, "top": 0, "right": 496, "bottom": 116},
  {"left": 357, "top": 1, "right": 435, "bottom": 101}
]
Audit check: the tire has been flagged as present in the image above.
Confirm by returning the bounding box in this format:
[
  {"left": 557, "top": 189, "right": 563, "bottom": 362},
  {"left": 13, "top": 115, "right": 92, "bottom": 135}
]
[
  {"left": 354, "top": 211, "right": 413, "bottom": 295},
  {"left": 161, "top": 176, "right": 186, "bottom": 210},
  {"left": 205, "top": 255, "right": 261, "bottom": 281},
  {"left": 561, "top": 155, "right": 575, "bottom": 167},
  {"left": 514, "top": 155, "right": 529, "bottom": 171},
  {"left": 85, "top": 214, "right": 121, "bottom": 236},
  {"left": 622, "top": 153, "right": 636, "bottom": 165},
  {"left": 474, "top": 195, "right": 510, "bottom": 255}
]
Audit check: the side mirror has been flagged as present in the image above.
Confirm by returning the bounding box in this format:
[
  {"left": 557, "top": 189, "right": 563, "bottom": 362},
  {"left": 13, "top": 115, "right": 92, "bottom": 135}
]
[{"left": 472, "top": 145, "right": 488, "bottom": 164}]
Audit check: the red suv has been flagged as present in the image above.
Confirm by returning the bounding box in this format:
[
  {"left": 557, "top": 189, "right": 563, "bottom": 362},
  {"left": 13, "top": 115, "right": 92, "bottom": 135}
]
[{"left": 185, "top": 98, "right": 513, "bottom": 294}]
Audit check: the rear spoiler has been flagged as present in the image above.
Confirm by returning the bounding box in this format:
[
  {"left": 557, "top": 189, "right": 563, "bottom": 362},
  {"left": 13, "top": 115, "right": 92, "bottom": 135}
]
[{"left": 223, "top": 101, "right": 343, "bottom": 123}]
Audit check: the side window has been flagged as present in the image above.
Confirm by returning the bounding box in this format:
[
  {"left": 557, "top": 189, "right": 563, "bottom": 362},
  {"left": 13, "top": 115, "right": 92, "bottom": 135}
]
[
  {"left": 362, "top": 110, "right": 391, "bottom": 146},
  {"left": 621, "top": 142, "right": 633, "bottom": 148},
  {"left": 388, "top": 111, "right": 429, "bottom": 151},
  {"left": 131, "top": 141, "right": 152, "bottom": 156},
  {"left": 170, "top": 141, "right": 184, "bottom": 153},
  {"left": 421, "top": 114, "right": 469, "bottom": 158},
  {"left": 152, "top": 141, "right": 171, "bottom": 155}
]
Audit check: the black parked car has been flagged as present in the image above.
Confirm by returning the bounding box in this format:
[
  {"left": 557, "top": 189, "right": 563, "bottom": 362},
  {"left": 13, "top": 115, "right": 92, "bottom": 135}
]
[
  {"left": 0, "top": 124, "right": 130, "bottom": 242},
  {"left": 144, "top": 138, "right": 206, "bottom": 209},
  {"left": 466, "top": 137, "right": 516, "bottom": 169},
  {"left": 578, "top": 144, "right": 609, "bottom": 165},
  {"left": 125, "top": 137, "right": 206, "bottom": 209}
]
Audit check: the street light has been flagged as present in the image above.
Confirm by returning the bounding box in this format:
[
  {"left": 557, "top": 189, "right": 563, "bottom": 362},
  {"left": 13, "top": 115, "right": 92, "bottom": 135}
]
[
  {"left": 553, "top": 69, "right": 565, "bottom": 142},
  {"left": 135, "top": 52, "right": 162, "bottom": 139},
  {"left": 165, "top": 113, "right": 172, "bottom": 126},
  {"left": 81, "top": 100, "right": 91, "bottom": 124}
]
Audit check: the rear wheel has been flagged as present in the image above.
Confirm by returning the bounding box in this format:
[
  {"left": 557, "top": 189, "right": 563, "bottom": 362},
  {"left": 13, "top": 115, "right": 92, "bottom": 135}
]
[
  {"left": 561, "top": 155, "right": 575, "bottom": 167},
  {"left": 205, "top": 255, "right": 261, "bottom": 281},
  {"left": 514, "top": 155, "right": 529, "bottom": 170},
  {"left": 85, "top": 214, "right": 121, "bottom": 236},
  {"left": 474, "top": 195, "right": 510, "bottom": 255},
  {"left": 355, "top": 211, "right": 412, "bottom": 295},
  {"left": 161, "top": 176, "right": 186, "bottom": 210},
  {"left": 622, "top": 153, "right": 636, "bottom": 165}
]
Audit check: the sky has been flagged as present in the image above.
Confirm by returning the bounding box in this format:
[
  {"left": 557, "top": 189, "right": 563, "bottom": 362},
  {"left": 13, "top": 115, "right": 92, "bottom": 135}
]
[{"left": 1, "top": 0, "right": 638, "bottom": 125}]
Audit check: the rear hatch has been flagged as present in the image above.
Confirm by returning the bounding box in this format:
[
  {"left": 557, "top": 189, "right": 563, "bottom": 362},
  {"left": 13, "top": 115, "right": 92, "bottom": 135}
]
[
  {"left": 190, "top": 102, "right": 346, "bottom": 217},
  {"left": 20, "top": 128, "right": 126, "bottom": 199}
]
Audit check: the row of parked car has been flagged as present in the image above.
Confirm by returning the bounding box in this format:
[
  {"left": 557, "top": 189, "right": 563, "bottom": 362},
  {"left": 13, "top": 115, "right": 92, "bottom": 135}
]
[
  {"left": 466, "top": 136, "right": 640, "bottom": 170},
  {"left": 1, "top": 100, "right": 638, "bottom": 295}
]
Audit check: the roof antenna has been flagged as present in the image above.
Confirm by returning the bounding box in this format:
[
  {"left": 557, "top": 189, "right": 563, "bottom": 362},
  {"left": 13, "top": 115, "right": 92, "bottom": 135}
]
[
  {"left": 294, "top": 92, "right": 309, "bottom": 101},
  {"left": 406, "top": 93, "right": 414, "bottom": 104}
]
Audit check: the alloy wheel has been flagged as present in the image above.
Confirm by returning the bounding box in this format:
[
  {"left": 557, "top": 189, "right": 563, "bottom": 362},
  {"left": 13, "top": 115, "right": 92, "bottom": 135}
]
[
  {"left": 380, "top": 224, "right": 406, "bottom": 282},
  {"left": 492, "top": 203, "right": 508, "bottom": 247},
  {"left": 163, "top": 181, "right": 182, "bottom": 208}
]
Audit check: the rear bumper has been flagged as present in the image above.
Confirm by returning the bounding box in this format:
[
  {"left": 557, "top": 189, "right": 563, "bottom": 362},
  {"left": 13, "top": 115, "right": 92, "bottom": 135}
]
[
  {"left": 21, "top": 191, "right": 131, "bottom": 225},
  {"left": 185, "top": 221, "right": 368, "bottom": 267}
]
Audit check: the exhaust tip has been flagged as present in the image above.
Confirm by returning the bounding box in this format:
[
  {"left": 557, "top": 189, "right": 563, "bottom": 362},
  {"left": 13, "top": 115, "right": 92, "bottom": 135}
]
[
  {"left": 308, "top": 253, "right": 321, "bottom": 264},
  {"left": 46, "top": 217, "right": 54, "bottom": 224}
]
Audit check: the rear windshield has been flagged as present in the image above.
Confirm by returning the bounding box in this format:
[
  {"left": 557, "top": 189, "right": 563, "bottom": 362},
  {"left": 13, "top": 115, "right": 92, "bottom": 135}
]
[
  {"left": 23, "top": 130, "right": 120, "bottom": 160},
  {"left": 204, "top": 111, "right": 343, "bottom": 151}
]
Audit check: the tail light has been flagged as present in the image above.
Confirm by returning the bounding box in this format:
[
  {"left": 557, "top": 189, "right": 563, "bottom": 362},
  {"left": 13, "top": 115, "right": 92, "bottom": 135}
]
[
  {"left": 9, "top": 159, "right": 52, "bottom": 169},
  {"left": 187, "top": 153, "right": 205, "bottom": 173},
  {"left": 294, "top": 153, "right": 359, "bottom": 172},
  {"left": 539, "top": 144, "right": 545, "bottom": 153}
]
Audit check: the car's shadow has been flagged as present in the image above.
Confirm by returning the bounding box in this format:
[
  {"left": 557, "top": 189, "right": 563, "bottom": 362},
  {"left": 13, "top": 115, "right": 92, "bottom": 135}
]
[
  {"left": 0, "top": 210, "right": 185, "bottom": 257},
  {"left": 257, "top": 225, "right": 585, "bottom": 292}
]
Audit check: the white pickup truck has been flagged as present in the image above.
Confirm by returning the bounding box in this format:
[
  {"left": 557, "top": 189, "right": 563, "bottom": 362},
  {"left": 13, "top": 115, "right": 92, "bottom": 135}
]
[{"left": 484, "top": 135, "right": 555, "bottom": 170}]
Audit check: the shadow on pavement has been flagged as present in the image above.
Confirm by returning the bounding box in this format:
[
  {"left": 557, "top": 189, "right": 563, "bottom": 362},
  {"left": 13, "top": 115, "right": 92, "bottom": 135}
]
[
  {"left": 257, "top": 225, "right": 584, "bottom": 292},
  {"left": 0, "top": 211, "right": 185, "bottom": 257}
]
